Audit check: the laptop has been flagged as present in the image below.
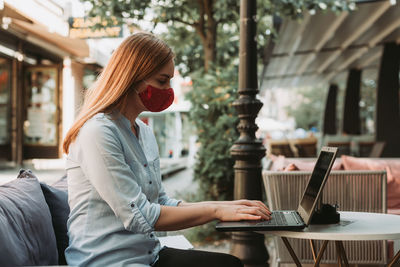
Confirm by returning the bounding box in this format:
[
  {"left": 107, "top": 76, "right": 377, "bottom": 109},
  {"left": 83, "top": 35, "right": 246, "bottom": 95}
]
[{"left": 216, "top": 146, "right": 338, "bottom": 231}]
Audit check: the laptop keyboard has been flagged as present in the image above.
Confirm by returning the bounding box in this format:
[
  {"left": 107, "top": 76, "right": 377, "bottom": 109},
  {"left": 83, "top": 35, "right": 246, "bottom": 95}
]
[
  {"left": 260, "top": 212, "right": 289, "bottom": 226},
  {"left": 273, "top": 212, "right": 288, "bottom": 225},
  {"left": 255, "top": 211, "right": 304, "bottom": 226}
]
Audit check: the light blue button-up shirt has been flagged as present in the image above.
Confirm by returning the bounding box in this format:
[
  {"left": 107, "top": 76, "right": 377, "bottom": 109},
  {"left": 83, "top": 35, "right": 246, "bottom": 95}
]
[{"left": 65, "top": 111, "right": 180, "bottom": 267}]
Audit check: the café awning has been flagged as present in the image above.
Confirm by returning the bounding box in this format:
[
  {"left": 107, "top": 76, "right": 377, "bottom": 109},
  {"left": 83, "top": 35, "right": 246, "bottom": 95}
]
[
  {"left": 9, "top": 18, "right": 90, "bottom": 59},
  {"left": 261, "top": 0, "right": 400, "bottom": 90}
]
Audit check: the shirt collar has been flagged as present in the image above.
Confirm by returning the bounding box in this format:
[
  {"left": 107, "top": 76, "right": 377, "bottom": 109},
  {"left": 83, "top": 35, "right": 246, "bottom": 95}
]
[
  {"left": 106, "top": 109, "right": 132, "bottom": 129},
  {"left": 118, "top": 112, "right": 132, "bottom": 130}
]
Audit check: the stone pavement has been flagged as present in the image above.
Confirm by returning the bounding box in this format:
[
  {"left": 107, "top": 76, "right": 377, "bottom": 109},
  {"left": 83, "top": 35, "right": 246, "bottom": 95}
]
[
  {"left": 0, "top": 159, "right": 66, "bottom": 185},
  {"left": 0, "top": 157, "right": 190, "bottom": 186},
  {"left": 162, "top": 166, "right": 197, "bottom": 197}
]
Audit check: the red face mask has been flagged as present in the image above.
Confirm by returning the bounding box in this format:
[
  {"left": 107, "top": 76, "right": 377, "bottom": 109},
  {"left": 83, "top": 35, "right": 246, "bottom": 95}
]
[{"left": 138, "top": 84, "right": 174, "bottom": 112}]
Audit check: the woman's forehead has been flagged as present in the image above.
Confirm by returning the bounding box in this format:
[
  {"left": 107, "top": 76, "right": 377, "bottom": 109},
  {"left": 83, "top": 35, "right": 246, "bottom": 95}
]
[{"left": 155, "top": 60, "right": 174, "bottom": 77}]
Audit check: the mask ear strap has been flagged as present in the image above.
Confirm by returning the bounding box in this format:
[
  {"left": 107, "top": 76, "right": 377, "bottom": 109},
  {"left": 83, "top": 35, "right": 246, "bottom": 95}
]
[
  {"left": 130, "top": 80, "right": 144, "bottom": 94},
  {"left": 132, "top": 80, "right": 149, "bottom": 94}
]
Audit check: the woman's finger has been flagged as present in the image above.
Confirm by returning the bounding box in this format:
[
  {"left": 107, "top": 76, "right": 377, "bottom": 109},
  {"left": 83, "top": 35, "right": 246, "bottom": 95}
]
[
  {"left": 240, "top": 214, "right": 262, "bottom": 220},
  {"left": 244, "top": 204, "right": 270, "bottom": 218},
  {"left": 255, "top": 201, "right": 271, "bottom": 213},
  {"left": 257, "top": 201, "right": 270, "bottom": 211},
  {"left": 238, "top": 207, "right": 270, "bottom": 220},
  {"left": 241, "top": 200, "right": 271, "bottom": 214},
  {"left": 246, "top": 201, "right": 271, "bottom": 215}
]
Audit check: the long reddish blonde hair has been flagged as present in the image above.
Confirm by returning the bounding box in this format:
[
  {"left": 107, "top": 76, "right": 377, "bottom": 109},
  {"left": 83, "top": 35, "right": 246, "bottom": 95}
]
[{"left": 63, "top": 33, "right": 174, "bottom": 154}]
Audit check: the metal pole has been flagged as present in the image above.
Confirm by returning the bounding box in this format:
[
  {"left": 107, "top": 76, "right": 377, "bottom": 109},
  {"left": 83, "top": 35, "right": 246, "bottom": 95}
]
[{"left": 230, "top": 0, "right": 269, "bottom": 266}]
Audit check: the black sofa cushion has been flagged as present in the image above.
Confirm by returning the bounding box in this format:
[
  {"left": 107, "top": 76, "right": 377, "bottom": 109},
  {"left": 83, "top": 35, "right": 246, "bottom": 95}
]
[
  {"left": 0, "top": 171, "right": 58, "bottom": 266},
  {"left": 40, "top": 179, "right": 70, "bottom": 265}
]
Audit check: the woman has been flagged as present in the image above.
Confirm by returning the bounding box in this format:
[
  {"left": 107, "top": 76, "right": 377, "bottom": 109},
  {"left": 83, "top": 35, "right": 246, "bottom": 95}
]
[{"left": 63, "top": 32, "right": 271, "bottom": 267}]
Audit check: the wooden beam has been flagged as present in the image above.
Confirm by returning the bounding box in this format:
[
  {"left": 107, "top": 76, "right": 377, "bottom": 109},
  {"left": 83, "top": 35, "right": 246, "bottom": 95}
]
[
  {"left": 342, "top": 2, "right": 390, "bottom": 48},
  {"left": 296, "top": 11, "right": 348, "bottom": 76},
  {"left": 337, "top": 47, "right": 368, "bottom": 71},
  {"left": 356, "top": 48, "right": 382, "bottom": 69},
  {"left": 326, "top": 3, "right": 400, "bottom": 82},
  {"left": 276, "top": 14, "right": 311, "bottom": 77},
  {"left": 318, "top": 2, "right": 390, "bottom": 74}
]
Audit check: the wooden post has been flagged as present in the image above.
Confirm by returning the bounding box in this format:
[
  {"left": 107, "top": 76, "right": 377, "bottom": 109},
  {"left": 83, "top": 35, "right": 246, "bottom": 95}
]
[
  {"left": 342, "top": 69, "right": 361, "bottom": 135},
  {"left": 323, "top": 84, "right": 338, "bottom": 135},
  {"left": 230, "top": 0, "right": 269, "bottom": 266},
  {"left": 15, "top": 42, "right": 24, "bottom": 166},
  {"left": 376, "top": 42, "right": 400, "bottom": 157}
]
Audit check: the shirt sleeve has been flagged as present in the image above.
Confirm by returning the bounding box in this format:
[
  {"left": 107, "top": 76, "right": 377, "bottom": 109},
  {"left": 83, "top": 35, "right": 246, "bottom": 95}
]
[
  {"left": 76, "top": 120, "right": 160, "bottom": 234},
  {"left": 158, "top": 184, "right": 181, "bottom": 206}
]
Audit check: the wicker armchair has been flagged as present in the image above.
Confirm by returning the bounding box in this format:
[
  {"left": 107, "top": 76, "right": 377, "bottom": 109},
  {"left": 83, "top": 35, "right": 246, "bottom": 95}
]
[{"left": 263, "top": 170, "right": 387, "bottom": 266}]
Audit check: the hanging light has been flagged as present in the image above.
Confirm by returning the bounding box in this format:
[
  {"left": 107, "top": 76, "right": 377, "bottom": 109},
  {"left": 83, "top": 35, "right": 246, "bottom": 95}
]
[{"left": 2, "top": 16, "right": 11, "bottom": 30}]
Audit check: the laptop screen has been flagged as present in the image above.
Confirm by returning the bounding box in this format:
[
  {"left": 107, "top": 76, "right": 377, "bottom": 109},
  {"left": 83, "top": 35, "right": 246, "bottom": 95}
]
[{"left": 297, "top": 147, "right": 337, "bottom": 225}]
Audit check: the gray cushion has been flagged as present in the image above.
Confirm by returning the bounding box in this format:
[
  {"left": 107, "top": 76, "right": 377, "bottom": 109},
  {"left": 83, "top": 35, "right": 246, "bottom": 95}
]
[{"left": 0, "top": 170, "right": 58, "bottom": 266}]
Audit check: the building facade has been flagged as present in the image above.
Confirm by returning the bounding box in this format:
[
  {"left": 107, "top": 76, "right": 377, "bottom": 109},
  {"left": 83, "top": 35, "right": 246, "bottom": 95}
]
[{"left": 0, "top": 0, "right": 103, "bottom": 165}]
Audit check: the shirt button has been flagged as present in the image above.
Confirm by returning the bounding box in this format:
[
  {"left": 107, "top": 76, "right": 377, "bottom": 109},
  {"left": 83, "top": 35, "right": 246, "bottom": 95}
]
[
  {"left": 150, "top": 234, "right": 154, "bottom": 238},
  {"left": 144, "top": 163, "right": 148, "bottom": 167},
  {"left": 149, "top": 181, "right": 152, "bottom": 184},
  {"left": 130, "top": 203, "right": 135, "bottom": 208}
]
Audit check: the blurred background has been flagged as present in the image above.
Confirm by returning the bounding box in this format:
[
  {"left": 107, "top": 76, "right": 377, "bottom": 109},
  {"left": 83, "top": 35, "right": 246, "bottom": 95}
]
[{"left": 0, "top": 0, "right": 400, "bottom": 258}]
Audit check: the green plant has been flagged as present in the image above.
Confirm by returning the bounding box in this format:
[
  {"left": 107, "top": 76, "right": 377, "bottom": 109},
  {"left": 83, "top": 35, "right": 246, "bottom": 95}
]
[
  {"left": 360, "top": 79, "right": 376, "bottom": 134},
  {"left": 285, "top": 86, "right": 327, "bottom": 130},
  {"left": 186, "top": 65, "right": 239, "bottom": 201}
]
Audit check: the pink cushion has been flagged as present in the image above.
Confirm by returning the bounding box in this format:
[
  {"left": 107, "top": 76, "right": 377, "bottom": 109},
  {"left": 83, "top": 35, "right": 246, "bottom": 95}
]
[
  {"left": 287, "top": 159, "right": 343, "bottom": 171},
  {"left": 269, "top": 154, "right": 286, "bottom": 171},
  {"left": 341, "top": 156, "right": 400, "bottom": 209},
  {"left": 283, "top": 163, "right": 299, "bottom": 171},
  {"left": 388, "top": 209, "right": 400, "bottom": 215},
  {"left": 341, "top": 155, "right": 371, "bottom": 170},
  {"left": 270, "top": 155, "right": 343, "bottom": 171}
]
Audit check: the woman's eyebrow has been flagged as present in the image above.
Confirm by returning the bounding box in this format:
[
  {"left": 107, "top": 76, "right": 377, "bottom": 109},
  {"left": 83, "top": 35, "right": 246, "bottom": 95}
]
[{"left": 159, "top": 74, "right": 172, "bottom": 79}]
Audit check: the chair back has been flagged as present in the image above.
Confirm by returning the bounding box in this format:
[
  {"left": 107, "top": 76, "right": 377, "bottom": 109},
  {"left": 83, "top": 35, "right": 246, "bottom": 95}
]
[{"left": 263, "top": 170, "right": 387, "bottom": 265}]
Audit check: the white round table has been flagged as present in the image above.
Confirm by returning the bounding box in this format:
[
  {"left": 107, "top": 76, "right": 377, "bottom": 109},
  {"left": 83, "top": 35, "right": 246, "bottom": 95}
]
[{"left": 260, "top": 212, "right": 400, "bottom": 267}]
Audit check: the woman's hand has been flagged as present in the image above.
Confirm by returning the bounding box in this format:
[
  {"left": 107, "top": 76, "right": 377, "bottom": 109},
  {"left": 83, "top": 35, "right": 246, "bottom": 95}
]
[
  {"left": 156, "top": 199, "right": 271, "bottom": 231},
  {"left": 215, "top": 202, "right": 271, "bottom": 222},
  {"left": 179, "top": 199, "right": 271, "bottom": 221},
  {"left": 230, "top": 199, "right": 271, "bottom": 212}
]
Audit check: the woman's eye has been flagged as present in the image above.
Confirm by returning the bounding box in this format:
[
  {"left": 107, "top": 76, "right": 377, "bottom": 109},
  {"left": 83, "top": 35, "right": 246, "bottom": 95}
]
[{"left": 158, "top": 80, "right": 167, "bottom": 85}]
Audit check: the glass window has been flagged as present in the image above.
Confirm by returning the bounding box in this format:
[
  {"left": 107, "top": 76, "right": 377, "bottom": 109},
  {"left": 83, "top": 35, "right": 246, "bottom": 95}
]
[
  {"left": 0, "top": 58, "right": 11, "bottom": 145},
  {"left": 24, "top": 67, "right": 58, "bottom": 146}
]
